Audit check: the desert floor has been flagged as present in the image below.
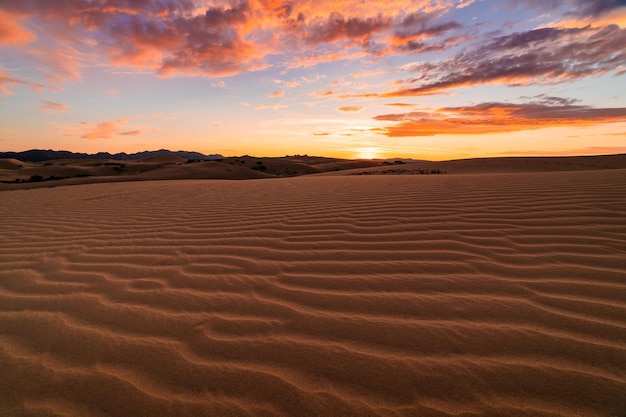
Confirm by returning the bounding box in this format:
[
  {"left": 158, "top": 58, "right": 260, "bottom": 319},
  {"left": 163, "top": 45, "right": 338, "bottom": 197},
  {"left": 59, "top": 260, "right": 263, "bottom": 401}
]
[{"left": 1, "top": 169, "right": 625, "bottom": 416}]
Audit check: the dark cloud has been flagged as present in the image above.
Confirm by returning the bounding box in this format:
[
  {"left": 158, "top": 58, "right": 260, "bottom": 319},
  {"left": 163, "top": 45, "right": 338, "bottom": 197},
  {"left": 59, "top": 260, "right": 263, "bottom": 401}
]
[
  {"left": 394, "top": 12, "right": 461, "bottom": 40},
  {"left": 203, "top": 1, "right": 250, "bottom": 26},
  {"left": 384, "top": 24, "right": 626, "bottom": 96},
  {"left": 535, "top": 0, "right": 626, "bottom": 17},
  {"left": 578, "top": 0, "right": 626, "bottom": 16},
  {"left": 298, "top": 12, "right": 391, "bottom": 44},
  {"left": 518, "top": 95, "right": 580, "bottom": 106}
]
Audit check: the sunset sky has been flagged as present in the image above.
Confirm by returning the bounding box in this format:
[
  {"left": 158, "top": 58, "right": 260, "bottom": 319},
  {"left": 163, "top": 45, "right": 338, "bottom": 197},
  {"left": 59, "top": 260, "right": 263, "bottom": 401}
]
[{"left": 1, "top": 0, "right": 626, "bottom": 159}]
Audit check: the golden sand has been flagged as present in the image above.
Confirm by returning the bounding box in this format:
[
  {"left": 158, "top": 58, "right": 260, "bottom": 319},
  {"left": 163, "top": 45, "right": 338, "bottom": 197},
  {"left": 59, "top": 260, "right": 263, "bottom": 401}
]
[{"left": 1, "top": 169, "right": 625, "bottom": 416}]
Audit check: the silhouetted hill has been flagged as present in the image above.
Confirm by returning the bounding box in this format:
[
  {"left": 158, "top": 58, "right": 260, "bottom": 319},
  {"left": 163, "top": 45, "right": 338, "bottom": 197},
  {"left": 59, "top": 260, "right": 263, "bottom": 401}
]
[{"left": 0, "top": 149, "right": 223, "bottom": 162}]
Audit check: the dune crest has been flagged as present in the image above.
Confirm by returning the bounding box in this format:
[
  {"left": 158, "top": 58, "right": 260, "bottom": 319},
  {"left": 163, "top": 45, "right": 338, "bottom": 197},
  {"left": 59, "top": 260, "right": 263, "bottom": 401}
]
[{"left": 1, "top": 170, "right": 625, "bottom": 416}]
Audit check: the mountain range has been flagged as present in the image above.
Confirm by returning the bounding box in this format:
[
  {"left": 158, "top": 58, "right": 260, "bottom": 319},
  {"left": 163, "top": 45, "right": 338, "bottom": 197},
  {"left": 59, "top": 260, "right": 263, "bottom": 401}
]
[{"left": 0, "top": 149, "right": 223, "bottom": 162}]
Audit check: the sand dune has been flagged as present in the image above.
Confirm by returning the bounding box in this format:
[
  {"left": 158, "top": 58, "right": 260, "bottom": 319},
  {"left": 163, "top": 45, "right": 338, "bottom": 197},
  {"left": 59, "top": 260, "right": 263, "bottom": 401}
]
[
  {"left": 1, "top": 170, "right": 625, "bottom": 416},
  {"left": 323, "top": 154, "right": 626, "bottom": 176},
  {"left": 3, "top": 153, "right": 626, "bottom": 191}
]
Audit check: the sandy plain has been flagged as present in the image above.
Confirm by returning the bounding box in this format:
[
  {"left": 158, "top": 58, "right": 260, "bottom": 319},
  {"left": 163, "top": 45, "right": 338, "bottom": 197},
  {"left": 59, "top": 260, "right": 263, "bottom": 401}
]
[{"left": 1, "top": 157, "right": 625, "bottom": 417}]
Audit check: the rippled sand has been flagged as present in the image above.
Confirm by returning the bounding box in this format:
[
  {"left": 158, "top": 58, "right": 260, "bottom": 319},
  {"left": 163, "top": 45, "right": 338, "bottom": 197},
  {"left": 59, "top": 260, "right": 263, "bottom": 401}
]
[{"left": 1, "top": 170, "right": 625, "bottom": 416}]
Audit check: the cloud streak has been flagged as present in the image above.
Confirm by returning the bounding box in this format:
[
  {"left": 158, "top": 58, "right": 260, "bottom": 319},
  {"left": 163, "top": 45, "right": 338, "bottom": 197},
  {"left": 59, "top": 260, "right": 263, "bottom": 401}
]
[
  {"left": 374, "top": 100, "right": 626, "bottom": 136},
  {"left": 338, "top": 106, "right": 364, "bottom": 112},
  {"left": 383, "top": 24, "right": 626, "bottom": 96},
  {"left": 0, "top": 70, "right": 46, "bottom": 97},
  {"left": 38, "top": 99, "right": 69, "bottom": 113}
]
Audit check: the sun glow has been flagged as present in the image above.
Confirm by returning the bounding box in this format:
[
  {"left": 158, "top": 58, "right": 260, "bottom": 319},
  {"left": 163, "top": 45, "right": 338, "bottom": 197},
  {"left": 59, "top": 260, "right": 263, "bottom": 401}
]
[{"left": 355, "top": 147, "right": 381, "bottom": 159}]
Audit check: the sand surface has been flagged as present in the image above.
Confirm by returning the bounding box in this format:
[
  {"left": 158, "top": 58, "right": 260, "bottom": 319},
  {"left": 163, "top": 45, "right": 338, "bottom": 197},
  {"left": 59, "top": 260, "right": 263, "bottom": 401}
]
[{"left": 1, "top": 170, "right": 625, "bottom": 416}]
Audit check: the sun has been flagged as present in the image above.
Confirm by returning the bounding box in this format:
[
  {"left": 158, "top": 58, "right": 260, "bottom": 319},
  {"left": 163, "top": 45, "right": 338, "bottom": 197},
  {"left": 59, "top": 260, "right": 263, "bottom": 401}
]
[{"left": 355, "top": 147, "right": 381, "bottom": 159}]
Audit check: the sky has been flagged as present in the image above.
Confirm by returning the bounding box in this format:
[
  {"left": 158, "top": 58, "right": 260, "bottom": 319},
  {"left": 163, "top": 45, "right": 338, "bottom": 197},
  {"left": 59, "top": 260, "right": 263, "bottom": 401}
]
[{"left": 1, "top": 0, "right": 626, "bottom": 160}]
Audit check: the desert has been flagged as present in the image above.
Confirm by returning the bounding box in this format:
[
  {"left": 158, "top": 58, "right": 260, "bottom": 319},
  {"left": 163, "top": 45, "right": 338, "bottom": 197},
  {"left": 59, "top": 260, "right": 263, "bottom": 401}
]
[
  {"left": 1, "top": 154, "right": 625, "bottom": 416},
  {"left": 3, "top": 1, "right": 626, "bottom": 415}
]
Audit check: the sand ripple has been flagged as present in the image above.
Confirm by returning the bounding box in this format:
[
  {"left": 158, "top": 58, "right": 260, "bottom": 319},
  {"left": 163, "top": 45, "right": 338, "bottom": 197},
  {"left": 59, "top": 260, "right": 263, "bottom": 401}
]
[{"left": 1, "top": 170, "right": 625, "bottom": 416}]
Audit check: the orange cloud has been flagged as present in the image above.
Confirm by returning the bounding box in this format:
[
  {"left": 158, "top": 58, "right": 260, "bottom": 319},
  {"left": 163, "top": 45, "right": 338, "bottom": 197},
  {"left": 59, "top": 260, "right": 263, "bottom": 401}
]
[
  {"left": 80, "top": 118, "right": 139, "bottom": 139},
  {"left": 255, "top": 104, "right": 287, "bottom": 110},
  {"left": 312, "top": 90, "right": 336, "bottom": 98},
  {"left": 269, "top": 90, "right": 285, "bottom": 97},
  {"left": 0, "top": 10, "right": 35, "bottom": 46},
  {"left": 374, "top": 100, "right": 626, "bottom": 136},
  {"left": 338, "top": 106, "right": 364, "bottom": 112},
  {"left": 385, "top": 102, "right": 414, "bottom": 107}
]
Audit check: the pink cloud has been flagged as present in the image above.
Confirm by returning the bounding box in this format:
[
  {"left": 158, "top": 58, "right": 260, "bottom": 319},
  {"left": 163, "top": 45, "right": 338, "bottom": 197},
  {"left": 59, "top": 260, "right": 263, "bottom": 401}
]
[
  {"left": 80, "top": 118, "right": 140, "bottom": 139},
  {"left": 0, "top": 10, "right": 35, "bottom": 46},
  {"left": 0, "top": 70, "right": 46, "bottom": 97}
]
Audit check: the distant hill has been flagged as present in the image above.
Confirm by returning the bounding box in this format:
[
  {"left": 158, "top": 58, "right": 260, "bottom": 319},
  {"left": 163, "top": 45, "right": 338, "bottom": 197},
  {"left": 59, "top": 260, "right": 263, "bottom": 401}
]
[{"left": 0, "top": 149, "right": 223, "bottom": 162}]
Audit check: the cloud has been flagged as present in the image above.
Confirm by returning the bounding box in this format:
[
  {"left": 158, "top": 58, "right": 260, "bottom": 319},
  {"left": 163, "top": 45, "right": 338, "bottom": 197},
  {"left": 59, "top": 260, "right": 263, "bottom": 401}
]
[
  {"left": 392, "top": 12, "right": 461, "bottom": 42},
  {"left": 384, "top": 102, "right": 414, "bottom": 107},
  {"left": 269, "top": 90, "right": 285, "bottom": 97},
  {"left": 81, "top": 121, "right": 119, "bottom": 139},
  {"left": 80, "top": 118, "right": 139, "bottom": 139},
  {"left": 526, "top": 0, "right": 626, "bottom": 18},
  {"left": 312, "top": 90, "right": 336, "bottom": 98},
  {"left": 338, "top": 106, "right": 364, "bottom": 112},
  {"left": 4, "top": 0, "right": 621, "bottom": 90},
  {"left": 0, "top": 10, "right": 35, "bottom": 46},
  {"left": 120, "top": 129, "right": 141, "bottom": 136},
  {"left": 0, "top": 0, "right": 468, "bottom": 80},
  {"left": 383, "top": 24, "right": 626, "bottom": 97},
  {"left": 294, "top": 12, "right": 391, "bottom": 45},
  {"left": 38, "top": 99, "right": 69, "bottom": 113},
  {"left": 0, "top": 69, "right": 46, "bottom": 97},
  {"left": 255, "top": 104, "right": 288, "bottom": 110},
  {"left": 374, "top": 100, "right": 626, "bottom": 136}
]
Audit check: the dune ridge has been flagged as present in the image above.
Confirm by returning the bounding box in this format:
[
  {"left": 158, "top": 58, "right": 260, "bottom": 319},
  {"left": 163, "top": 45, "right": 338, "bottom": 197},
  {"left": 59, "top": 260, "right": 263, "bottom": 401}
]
[{"left": 1, "top": 169, "right": 625, "bottom": 416}]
